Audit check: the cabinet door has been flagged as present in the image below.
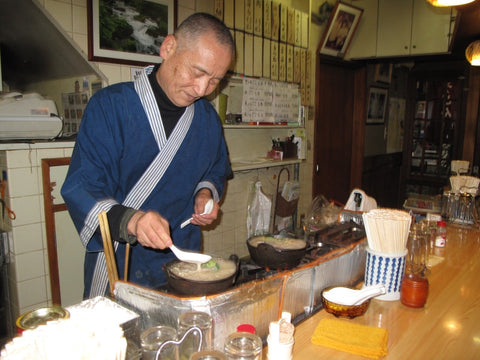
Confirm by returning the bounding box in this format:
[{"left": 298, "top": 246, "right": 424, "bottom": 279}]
[
  {"left": 345, "top": 0, "right": 378, "bottom": 59},
  {"left": 376, "top": 0, "right": 412, "bottom": 57},
  {"left": 410, "top": 0, "right": 454, "bottom": 55}
]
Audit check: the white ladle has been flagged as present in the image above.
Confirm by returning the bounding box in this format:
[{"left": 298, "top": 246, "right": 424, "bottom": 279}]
[
  {"left": 323, "top": 284, "right": 386, "bottom": 306},
  {"left": 169, "top": 244, "right": 212, "bottom": 264},
  {"left": 180, "top": 199, "right": 214, "bottom": 229}
]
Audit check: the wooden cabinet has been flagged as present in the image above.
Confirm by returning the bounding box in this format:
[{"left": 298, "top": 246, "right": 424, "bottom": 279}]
[
  {"left": 409, "top": 0, "right": 455, "bottom": 55},
  {"left": 376, "top": 0, "right": 413, "bottom": 57},
  {"left": 402, "top": 65, "right": 466, "bottom": 196},
  {"left": 346, "top": 0, "right": 456, "bottom": 59}
]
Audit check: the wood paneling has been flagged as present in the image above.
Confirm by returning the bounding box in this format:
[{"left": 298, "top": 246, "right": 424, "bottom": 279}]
[{"left": 313, "top": 58, "right": 365, "bottom": 203}]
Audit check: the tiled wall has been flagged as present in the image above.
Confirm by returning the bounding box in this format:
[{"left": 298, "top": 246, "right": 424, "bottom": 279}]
[
  {"left": 1, "top": 0, "right": 316, "bottom": 336},
  {"left": 34, "top": 0, "right": 315, "bottom": 251},
  {"left": 0, "top": 144, "right": 74, "bottom": 335}
]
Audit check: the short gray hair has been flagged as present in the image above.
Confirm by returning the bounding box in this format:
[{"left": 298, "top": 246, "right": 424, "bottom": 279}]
[{"left": 175, "top": 13, "right": 235, "bottom": 56}]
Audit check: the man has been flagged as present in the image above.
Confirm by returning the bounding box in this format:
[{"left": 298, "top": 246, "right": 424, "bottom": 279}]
[{"left": 61, "top": 13, "right": 234, "bottom": 298}]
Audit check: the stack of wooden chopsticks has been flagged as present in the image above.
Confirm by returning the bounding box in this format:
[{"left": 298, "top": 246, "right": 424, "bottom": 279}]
[{"left": 98, "top": 211, "right": 130, "bottom": 294}]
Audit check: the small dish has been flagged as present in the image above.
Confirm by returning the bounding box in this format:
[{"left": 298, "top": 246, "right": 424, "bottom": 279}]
[{"left": 321, "top": 286, "right": 370, "bottom": 318}]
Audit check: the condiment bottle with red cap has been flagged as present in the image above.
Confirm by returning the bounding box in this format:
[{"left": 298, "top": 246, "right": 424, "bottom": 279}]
[
  {"left": 237, "top": 324, "right": 256, "bottom": 334},
  {"left": 435, "top": 221, "right": 447, "bottom": 247}
]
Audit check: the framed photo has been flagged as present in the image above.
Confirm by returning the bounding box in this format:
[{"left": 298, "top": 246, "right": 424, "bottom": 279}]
[
  {"left": 88, "top": 0, "right": 176, "bottom": 66},
  {"left": 415, "top": 100, "right": 427, "bottom": 119},
  {"left": 367, "top": 87, "right": 388, "bottom": 124},
  {"left": 374, "top": 63, "right": 393, "bottom": 84},
  {"left": 318, "top": 1, "right": 363, "bottom": 58}
]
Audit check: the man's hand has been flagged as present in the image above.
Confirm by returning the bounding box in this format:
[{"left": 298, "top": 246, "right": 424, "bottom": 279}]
[
  {"left": 127, "top": 210, "right": 172, "bottom": 249},
  {"left": 190, "top": 188, "right": 219, "bottom": 226}
]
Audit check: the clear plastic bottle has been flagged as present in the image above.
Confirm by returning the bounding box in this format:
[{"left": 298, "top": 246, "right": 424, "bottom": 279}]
[{"left": 435, "top": 221, "right": 447, "bottom": 247}]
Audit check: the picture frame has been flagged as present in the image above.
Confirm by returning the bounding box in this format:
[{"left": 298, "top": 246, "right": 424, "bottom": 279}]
[
  {"left": 318, "top": 1, "right": 363, "bottom": 58},
  {"left": 367, "top": 87, "right": 388, "bottom": 124},
  {"left": 415, "top": 100, "right": 427, "bottom": 119},
  {"left": 88, "top": 0, "right": 176, "bottom": 66},
  {"left": 374, "top": 63, "right": 393, "bottom": 84}
]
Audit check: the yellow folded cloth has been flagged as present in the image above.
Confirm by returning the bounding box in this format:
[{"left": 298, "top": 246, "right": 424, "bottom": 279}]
[{"left": 311, "top": 318, "right": 388, "bottom": 359}]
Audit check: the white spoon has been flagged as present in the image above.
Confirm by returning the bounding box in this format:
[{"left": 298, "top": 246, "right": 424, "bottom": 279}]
[
  {"left": 323, "top": 284, "right": 386, "bottom": 306},
  {"left": 180, "top": 199, "right": 214, "bottom": 229},
  {"left": 169, "top": 244, "right": 212, "bottom": 264}
]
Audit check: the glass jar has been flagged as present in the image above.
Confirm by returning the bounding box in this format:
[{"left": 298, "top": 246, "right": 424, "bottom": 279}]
[
  {"left": 401, "top": 227, "right": 429, "bottom": 308},
  {"left": 405, "top": 228, "right": 428, "bottom": 275},
  {"left": 190, "top": 350, "right": 227, "bottom": 360},
  {"left": 224, "top": 332, "right": 262, "bottom": 360},
  {"left": 400, "top": 273, "right": 429, "bottom": 308},
  {"left": 140, "top": 325, "right": 178, "bottom": 360},
  {"left": 178, "top": 311, "right": 213, "bottom": 359}
]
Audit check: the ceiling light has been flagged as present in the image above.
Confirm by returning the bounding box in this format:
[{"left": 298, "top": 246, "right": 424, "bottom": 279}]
[
  {"left": 466, "top": 40, "right": 480, "bottom": 66},
  {"left": 426, "top": 0, "right": 475, "bottom": 6}
]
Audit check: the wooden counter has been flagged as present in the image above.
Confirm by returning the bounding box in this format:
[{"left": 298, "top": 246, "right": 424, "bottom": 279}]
[{"left": 286, "top": 225, "right": 480, "bottom": 359}]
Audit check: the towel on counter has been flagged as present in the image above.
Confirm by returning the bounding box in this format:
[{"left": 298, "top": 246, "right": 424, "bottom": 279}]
[{"left": 311, "top": 318, "right": 388, "bottom": 359}]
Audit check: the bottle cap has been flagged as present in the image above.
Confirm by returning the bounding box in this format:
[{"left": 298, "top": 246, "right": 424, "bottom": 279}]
[{"left": 237, "top": 324, "right": 256, "bottom": 334}]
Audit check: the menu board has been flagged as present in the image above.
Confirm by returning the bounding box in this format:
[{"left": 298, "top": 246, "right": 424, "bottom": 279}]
[
  {"left": 272, "top": 82, "right": 300, "bottom": 123},
  {"left": 242, "top": 78, "right": 273, "bottom": 123},
  {"left": 242, "top": 77, "right": 300, "bottom": 124}
]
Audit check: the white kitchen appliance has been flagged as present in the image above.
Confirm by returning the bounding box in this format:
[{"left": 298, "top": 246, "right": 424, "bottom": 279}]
[{"left": 0, "top": 92, "right": 63, "bottom": 140}]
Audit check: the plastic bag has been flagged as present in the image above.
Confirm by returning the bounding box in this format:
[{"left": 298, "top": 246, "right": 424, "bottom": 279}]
[
  {"left": 303, "top": 195, "right": 342, "bottom": 233},
  {"left": 247, "top": 181, "right": 272, "bottom": 237}
]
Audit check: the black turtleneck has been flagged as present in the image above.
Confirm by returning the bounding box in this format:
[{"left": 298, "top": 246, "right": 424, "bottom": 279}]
[{"left": 148, "top": 63, "right": 186, "bottom": 138}]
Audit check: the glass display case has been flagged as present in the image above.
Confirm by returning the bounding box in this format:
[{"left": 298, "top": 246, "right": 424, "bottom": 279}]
[{"left": 404, "top": 75, "right": 463, "bottom": 196}]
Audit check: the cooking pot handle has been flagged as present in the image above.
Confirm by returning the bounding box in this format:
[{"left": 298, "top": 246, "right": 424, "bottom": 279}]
[{"left": 155, "top": 326, "right": 202, "bottom": 360}]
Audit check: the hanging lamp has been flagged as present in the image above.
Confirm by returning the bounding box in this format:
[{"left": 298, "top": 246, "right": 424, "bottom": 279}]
[
  {"left": 466, "top": 40, "right": 480, "bottom": 66},
  {"left": 426, "top": 0, "right": 475, "bottom": 5}
]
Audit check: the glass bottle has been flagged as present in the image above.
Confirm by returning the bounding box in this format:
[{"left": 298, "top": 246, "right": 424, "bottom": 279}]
[
  {"left": 401, "top": 228, "right": 429, "bottom": 308},
  {"left": 435, "top": 221, "right": 447, "bottom": 247}
]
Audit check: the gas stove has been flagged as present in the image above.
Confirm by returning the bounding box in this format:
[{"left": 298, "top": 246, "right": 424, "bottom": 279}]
[
  {"left": 114, "top": 221, "right": 367, "bottom": 351},
  {"left": 235, "top": 221, "right": 365, "bottom": 285}
]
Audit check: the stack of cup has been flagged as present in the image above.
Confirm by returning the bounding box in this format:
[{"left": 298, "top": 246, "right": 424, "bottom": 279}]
[
  {"left": 267, "top": 312, "right": 295, "bottom": 360},
  {"left": 224, "top": 331, "right": 262, "bottom": 359},
  {"left": 178, "top": 311, "right": 213, "bottom": 359},
  {"left": 140, "top": 325, "right": 178, "bottom": 360}
]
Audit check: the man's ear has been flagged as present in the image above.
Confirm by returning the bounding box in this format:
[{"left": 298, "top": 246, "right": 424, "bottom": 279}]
[{"left": 159, "top": 34, "right": 177, "bottom": 60}]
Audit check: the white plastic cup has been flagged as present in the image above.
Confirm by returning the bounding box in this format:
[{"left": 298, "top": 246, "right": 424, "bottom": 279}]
[
  {"left": 266, "top": 335, "right": 294, "bottom": 360},
  {"left": 364, "top": 246, "right": 407, "bottom": 301}
]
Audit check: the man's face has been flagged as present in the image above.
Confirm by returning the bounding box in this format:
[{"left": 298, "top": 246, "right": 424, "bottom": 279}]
[{"left": 158, "top": 32, "right": 232, "bottom": 107}]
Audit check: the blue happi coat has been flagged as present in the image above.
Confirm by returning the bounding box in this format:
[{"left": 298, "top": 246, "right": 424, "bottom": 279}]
[{"left": 61, "top": 66, "right": 231, "bottom": 298}]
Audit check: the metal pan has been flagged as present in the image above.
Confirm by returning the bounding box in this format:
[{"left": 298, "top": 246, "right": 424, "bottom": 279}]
[
  {"left": 163, "top": 255, "right": 239, "bottom": 296},
  {"left": 247, "top": 236, "right": 306, "bottom": 270}
]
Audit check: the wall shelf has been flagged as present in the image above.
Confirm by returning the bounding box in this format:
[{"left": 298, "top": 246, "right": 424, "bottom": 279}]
[
  {"left": 223, "top": 124, "right": 302, "bottom": 129},
  {"left": 231, "top": 158, "right": 302, "bottom": 172}
]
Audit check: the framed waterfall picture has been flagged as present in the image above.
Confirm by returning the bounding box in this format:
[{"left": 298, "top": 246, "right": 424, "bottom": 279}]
[
  {"left": 318, "top": 1, "right": 363, "bottom": 58},
  {"left": 88, "top": 0, "right": 176, "bottom": 65}
]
